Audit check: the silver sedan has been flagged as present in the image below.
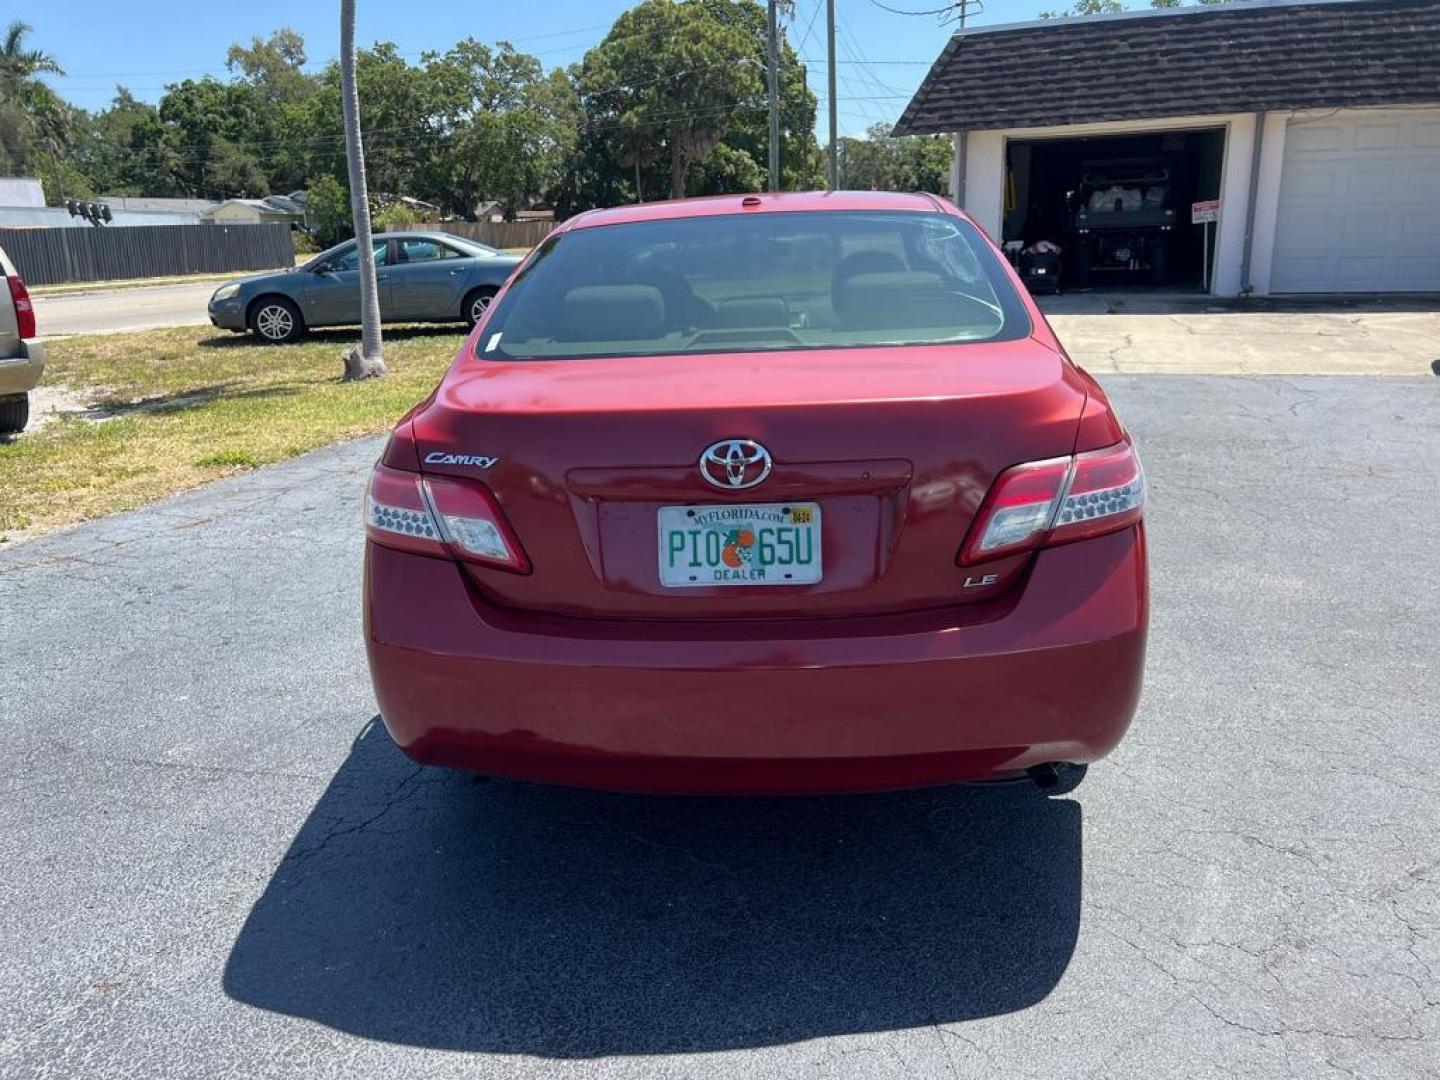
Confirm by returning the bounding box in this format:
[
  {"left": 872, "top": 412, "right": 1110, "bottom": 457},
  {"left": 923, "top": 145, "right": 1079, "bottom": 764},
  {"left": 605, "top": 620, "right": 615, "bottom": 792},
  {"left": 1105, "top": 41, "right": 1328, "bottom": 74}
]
[{"left": 208, "top": 231, "right": 524, "bottom": 344}]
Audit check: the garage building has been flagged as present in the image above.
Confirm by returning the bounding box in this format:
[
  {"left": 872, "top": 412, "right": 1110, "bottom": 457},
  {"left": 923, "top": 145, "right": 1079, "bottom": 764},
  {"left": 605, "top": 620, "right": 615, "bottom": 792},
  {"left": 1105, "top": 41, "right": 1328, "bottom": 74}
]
[{"left": 894, "top": 0, "right": 1440, "bottom": 296}]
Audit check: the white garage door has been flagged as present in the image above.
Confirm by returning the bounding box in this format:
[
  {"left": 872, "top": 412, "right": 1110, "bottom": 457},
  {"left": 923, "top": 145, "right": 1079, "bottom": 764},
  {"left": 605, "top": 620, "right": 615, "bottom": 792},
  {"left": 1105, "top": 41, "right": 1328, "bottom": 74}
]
[{"left": 1271, "top": 108, "right": 1440, "bottom": 293}]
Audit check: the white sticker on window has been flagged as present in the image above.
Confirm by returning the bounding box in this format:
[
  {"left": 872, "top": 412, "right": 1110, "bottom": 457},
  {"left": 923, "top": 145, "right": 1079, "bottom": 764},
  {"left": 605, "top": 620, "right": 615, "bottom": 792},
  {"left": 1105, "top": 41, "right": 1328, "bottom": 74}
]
[{"left": 485, "top": 332, "right": 502, "bottom": 352}]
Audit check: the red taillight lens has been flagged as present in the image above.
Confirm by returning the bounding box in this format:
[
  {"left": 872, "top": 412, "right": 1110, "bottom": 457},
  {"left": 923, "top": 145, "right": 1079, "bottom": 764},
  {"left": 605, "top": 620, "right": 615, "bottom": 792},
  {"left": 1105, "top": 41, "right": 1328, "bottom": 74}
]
[
  {"left": 365, "top": 464, "right": 529, "bottom": 572},
  {"left": 959, "top": 439, "right": 1144, "bottom": 565},
  {"left": 961, "top": 456, "right": 1071, "bottom": 562},
  {"left": 8, "top": 275, "right": 35, "bottom": 339},
  {"left": 423, "top": 474, "right": 530, "bottom": 573}
]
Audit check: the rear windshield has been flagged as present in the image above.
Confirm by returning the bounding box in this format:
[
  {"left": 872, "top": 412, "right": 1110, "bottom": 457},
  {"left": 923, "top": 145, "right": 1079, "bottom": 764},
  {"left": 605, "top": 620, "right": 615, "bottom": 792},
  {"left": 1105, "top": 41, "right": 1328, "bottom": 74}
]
[{"left": 475, "top": 209, "right": 1029, "bottom": 361}]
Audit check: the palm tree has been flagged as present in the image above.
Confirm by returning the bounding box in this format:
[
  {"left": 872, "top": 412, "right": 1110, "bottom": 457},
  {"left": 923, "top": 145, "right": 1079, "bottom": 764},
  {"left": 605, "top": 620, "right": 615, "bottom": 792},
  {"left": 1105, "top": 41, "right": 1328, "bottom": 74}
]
[
  {"left": 0, "top": 23, "right": 71, "bottom": 200},
  {"left": 0, "top": 21, "right": 63, "bottom": 93},
  {"left": 338, "top": 0, "right": 385, "bottom": 379}
]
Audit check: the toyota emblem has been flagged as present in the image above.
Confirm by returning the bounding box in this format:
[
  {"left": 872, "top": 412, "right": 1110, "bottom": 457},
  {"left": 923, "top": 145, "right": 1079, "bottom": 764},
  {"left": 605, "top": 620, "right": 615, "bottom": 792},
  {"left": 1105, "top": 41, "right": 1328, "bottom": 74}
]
[{"left": 699, "top": 439, "right": 772, "bottom": 490}]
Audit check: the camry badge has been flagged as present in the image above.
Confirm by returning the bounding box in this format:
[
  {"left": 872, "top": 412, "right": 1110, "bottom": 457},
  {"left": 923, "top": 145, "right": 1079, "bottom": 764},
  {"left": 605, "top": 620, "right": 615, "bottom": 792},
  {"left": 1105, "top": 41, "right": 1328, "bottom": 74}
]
[
  {"left": 699, "top": 440, "right": 772, "bottom": 490},
  {"left": 424, "top": 452, "right": 498, "bottom": 468}
]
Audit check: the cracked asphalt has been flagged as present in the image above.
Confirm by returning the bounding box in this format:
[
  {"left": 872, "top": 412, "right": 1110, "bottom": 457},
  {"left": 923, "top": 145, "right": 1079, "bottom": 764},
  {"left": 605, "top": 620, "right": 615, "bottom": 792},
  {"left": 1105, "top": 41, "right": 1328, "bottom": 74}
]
[{"left": 1, "top": 375, "right": 1437, "bottom": 1079}]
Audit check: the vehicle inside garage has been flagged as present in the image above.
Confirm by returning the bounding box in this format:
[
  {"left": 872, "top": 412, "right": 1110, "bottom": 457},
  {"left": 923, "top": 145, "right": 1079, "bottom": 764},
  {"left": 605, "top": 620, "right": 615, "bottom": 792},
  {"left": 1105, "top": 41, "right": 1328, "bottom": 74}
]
[{"left": 1001, "top": 128, "right": 1225, "bottom": 293}]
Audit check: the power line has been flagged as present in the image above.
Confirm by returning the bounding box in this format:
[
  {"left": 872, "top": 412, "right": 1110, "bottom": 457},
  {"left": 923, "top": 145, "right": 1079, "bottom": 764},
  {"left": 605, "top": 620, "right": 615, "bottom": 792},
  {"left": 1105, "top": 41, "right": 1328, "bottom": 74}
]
[
  {"left": 793, "top": 0, "right": 826, "bottom": 54},
  {"left": 833, "top": 18, "right": 898, "bottom": 131},
  {"left": 798, "top": 57, "right": 936, "bottom": 64},
  {"left": 865, "top": 0, "right": 958, "bottom": 15},
  {"left": 864, "top": 0, "right": 985, "bottom": 24}
]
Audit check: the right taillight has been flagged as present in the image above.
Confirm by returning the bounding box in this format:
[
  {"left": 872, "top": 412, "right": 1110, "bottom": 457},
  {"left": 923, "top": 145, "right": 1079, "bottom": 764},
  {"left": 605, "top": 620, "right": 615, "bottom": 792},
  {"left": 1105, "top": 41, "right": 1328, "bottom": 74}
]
[
  {"left": 959, "top": 439, "right": 1144, "bottom": 565},
  {"left": 365, "top": 464, "right": 529, "bottom": 573},
  {"left": 8, "top": 275, "right": 35, "bottom": 339},
  {"left": 1047, "top": 439, "right": 1145, "bottom": 545}
]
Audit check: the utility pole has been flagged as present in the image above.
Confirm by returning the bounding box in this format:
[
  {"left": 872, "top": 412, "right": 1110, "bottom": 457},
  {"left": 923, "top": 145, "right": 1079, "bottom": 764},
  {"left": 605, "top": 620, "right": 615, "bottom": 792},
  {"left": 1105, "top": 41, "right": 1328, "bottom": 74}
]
[
  {"left": 767, "top": 0, "right": 780, "bottom": 192},
  {"left": 826, "top": 0, "right": 838, "bottom": 190},
  {"left": 340, "top": 0, "right": 386, "bottom": 378}
]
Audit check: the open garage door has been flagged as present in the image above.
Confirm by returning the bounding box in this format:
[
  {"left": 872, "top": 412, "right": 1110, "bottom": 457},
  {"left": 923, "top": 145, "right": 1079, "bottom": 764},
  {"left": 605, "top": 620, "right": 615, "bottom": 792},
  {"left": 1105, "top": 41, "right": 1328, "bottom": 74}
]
[
  {"left": 1271, "top": 109, "right": 1440, "bottom": 293},
  {"left": 1003, "top": 128, "right": 1225, "bottom": 294}
]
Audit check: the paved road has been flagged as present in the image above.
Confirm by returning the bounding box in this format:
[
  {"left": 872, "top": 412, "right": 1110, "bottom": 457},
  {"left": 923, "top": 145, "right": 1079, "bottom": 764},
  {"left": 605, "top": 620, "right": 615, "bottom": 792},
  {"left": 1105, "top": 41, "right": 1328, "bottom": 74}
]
[
  {"left": 1, "top": 376, "right": 1437, "bottom": 1078},
  {"left": 33, "top": 281, "right": 216, "bottom": 336}
]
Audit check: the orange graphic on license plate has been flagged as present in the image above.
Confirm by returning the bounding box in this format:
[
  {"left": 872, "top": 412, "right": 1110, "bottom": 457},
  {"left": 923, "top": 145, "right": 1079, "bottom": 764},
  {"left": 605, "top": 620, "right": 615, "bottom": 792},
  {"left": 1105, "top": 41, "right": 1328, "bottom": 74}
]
[{"left": 721, "top": 528, "right": 756, "bottom": 567}]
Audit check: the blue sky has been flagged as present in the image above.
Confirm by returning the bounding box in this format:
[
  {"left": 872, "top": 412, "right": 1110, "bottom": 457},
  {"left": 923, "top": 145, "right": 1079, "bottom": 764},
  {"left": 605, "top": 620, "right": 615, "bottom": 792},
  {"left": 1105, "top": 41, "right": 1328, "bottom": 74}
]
[{"left": 30, "top": 0, "right": 1060, "bottom": 137}]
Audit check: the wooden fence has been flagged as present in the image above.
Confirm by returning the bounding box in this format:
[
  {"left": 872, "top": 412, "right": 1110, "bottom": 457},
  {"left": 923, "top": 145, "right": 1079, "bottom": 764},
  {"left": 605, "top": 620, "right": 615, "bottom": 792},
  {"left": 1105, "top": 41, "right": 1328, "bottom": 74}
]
[
  {"left": 0, "top": 223, "right": 296, "bottom": 286},
  {"left": 422, "top": 220, "right": 555, "bottom": 250}
]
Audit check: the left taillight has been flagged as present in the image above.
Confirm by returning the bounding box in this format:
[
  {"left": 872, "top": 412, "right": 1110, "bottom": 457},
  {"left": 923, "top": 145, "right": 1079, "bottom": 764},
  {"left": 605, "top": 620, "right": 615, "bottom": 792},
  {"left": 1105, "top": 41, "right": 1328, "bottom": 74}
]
[
  {"left": 959, "top": 438, "right": 1145, "bottom": 565},
  {"left": 365, "top": 464, "right": 529, "bottom": 573},
  {"left": 7, "top": 275, "right": 35, "bottom": 339}
]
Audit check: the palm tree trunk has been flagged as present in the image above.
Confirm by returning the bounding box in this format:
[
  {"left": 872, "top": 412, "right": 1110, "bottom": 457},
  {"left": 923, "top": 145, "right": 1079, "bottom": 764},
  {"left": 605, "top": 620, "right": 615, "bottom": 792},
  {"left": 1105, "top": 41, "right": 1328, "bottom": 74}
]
[
  {"left": 339, "top": 0, "right": 385, "bottom": 377},
  {"left": 668, "top": 141, "right": 685, "bottom": 200}
]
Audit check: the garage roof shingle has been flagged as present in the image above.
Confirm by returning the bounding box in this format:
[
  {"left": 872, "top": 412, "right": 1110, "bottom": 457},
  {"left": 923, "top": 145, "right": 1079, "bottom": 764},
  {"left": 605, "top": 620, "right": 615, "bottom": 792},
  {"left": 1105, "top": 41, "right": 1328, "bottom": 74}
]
[{"left": 893, "top": 0, "right": 1440, "bottom": 136}]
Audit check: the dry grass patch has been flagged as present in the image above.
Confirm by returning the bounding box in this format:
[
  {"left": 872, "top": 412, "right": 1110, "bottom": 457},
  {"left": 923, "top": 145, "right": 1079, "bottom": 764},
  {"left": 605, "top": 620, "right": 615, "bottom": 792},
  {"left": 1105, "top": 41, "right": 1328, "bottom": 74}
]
[{"left": 0, "top": 325, "right": 463, "bottom": 538}]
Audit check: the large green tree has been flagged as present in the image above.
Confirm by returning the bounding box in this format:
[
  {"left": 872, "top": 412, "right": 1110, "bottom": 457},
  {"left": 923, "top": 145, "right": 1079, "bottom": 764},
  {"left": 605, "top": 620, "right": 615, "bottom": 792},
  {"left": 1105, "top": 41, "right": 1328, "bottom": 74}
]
[
  {"left": 153, "top": 76, "right": 267, "bottom": 197},
  {"left": 67, "top": 88, "right": 157, "bottom": 195},
  {"left": 695, "top": 0, "right": 823, "bottom": 193},
  {"left": 579, "top": 0, "right": 762, "bottom": 199},
  {"left": 421, "top": 40, "right": 578, "bottom": 218},
  {"left": 225, "top": 28, "right": 316, "bottom": 191},
  {"left": 288, "top": 42, "right": 438, "bottom": 204},
  {"left": 837, "top": 122, "right": 951, "bottom": 194}
]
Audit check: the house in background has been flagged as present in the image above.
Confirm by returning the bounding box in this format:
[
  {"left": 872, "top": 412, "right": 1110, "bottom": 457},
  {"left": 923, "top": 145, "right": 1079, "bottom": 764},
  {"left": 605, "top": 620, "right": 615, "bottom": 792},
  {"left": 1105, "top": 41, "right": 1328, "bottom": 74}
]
[
  {"left": 472, "top": 199, "right": 554, "bottom": 224},
  {"left": 203, "top": 192, "right": 310, "bottom": 227},
  {"left": 896, "top": 0, "right": 1440, "bottom": 296}
]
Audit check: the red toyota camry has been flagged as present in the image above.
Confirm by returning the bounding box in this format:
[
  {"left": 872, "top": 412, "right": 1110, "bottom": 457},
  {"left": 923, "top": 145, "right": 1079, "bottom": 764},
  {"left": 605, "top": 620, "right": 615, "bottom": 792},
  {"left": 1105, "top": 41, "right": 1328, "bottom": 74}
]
[{"left": 363, "top": 191, "right": 1147, "bottom": 795}]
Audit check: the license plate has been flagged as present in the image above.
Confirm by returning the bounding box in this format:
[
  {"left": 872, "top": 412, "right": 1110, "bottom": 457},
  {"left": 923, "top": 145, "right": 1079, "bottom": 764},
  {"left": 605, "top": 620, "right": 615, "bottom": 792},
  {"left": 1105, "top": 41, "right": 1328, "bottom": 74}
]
[{"left": 658, "top": 502, "right": 822, "bottom": 587}]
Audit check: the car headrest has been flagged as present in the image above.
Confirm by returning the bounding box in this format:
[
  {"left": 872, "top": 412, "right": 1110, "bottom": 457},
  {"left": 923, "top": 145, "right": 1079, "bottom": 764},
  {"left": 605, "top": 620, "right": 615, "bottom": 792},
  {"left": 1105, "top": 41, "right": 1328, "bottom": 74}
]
[
  {"left": 831, "top": 250, "right": 906, "bottom": 293},
  {"left": 559, "top": 285, "right": 666, "bottom": 341},
  {"left": 715, "top": 296, "right": 789, "bottom": 328},
  {"left": 833, "top": 270, "right": 953, "bottom": 329}
]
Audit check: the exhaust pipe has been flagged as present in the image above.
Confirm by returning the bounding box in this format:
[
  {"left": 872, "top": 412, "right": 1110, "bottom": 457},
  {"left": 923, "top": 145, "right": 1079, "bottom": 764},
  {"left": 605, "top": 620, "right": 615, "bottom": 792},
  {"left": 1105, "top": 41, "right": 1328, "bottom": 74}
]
[{"left": 1027, "top": 763, "right": 1062, "bottom": 790}]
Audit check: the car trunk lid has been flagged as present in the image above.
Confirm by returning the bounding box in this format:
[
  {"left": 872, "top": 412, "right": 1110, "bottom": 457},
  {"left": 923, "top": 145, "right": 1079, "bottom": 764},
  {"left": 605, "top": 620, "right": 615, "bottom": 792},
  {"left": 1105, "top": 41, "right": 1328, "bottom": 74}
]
[{"left": 414, "top": 339, "right": 1087, "bottom": 619}]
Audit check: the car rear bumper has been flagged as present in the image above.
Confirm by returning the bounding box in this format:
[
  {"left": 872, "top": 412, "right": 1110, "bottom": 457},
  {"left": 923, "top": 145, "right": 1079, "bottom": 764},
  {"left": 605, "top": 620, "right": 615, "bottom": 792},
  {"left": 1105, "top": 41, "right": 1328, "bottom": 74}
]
[
  {"left": 365, "top": 526, "right": 1148, "bottom": 795},
  {"left": 0, "top": 339, "right": 44, "bottom": 397}
]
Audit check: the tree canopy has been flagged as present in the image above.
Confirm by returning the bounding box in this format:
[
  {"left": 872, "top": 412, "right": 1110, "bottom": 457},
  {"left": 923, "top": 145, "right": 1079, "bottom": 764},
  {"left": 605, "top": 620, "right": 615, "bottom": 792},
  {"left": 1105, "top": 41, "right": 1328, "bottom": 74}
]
[
  {"left": 15, "top": 2, "right": 940, "bottom": 217},
  {"left": 837, "top": 123, "right": 950, "bottom": 195}
]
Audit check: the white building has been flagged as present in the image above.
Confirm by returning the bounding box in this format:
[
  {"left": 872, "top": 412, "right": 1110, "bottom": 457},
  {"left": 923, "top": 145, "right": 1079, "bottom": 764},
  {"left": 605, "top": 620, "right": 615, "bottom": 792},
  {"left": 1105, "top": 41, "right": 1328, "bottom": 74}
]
[
  {"left": 894, "top": 0, "right": 1440, "bottom": 296},
  {"left": 0, "top": 177, "right": 45, "bottom": 208}
]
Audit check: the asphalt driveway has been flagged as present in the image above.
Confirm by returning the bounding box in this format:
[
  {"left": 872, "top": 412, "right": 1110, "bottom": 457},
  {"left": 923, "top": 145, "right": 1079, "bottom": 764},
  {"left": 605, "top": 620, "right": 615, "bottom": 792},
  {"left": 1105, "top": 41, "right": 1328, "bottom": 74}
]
[{"left": 1, "top": 375, "right": 1437, "bottom": 1078}]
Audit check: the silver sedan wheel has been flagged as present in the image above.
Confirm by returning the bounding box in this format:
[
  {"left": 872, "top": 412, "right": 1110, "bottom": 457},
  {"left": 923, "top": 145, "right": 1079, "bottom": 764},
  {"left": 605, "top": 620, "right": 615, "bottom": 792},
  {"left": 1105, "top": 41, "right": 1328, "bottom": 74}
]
[
  {"left": 469, "top": 292, "right": 494, "bottom": 324},
  {"left": 255, "top": 303, "right": 295, "bottom": 342}
]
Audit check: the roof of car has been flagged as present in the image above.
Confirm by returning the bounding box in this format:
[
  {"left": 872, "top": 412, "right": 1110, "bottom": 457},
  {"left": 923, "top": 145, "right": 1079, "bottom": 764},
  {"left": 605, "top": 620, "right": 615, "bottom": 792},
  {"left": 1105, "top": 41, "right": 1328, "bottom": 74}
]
[
  {"left": 565, "top": 191, "right": 948, "bottom": 231},
  {"left": 373, "top": 230, "right": 486, "bottom": 243}
]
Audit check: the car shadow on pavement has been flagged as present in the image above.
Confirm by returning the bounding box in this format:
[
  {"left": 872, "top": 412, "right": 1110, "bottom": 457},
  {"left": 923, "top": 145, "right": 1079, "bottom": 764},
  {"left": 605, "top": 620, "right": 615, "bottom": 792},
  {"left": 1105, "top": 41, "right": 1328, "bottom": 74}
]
[{"left": 223, "top": 718, "right": 1082, "bottom": 1056}]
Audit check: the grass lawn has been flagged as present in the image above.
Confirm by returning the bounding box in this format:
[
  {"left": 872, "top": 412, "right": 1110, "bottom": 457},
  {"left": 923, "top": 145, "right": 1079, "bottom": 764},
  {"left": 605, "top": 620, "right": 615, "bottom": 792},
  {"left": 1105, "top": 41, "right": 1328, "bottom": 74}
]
[{"left": 0, "top": 324, "right": 464, "bottom": 538}]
